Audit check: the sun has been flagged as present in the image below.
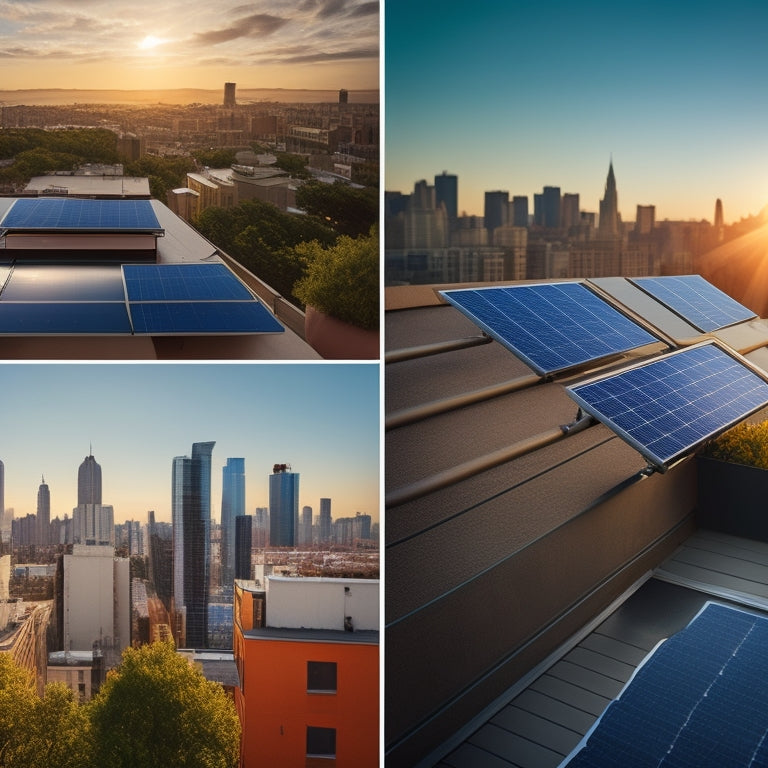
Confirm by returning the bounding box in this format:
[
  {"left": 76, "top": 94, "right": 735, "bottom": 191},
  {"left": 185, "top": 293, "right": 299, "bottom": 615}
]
[{"left": 137, "top": 35, "right": 166, "bottom": 51}]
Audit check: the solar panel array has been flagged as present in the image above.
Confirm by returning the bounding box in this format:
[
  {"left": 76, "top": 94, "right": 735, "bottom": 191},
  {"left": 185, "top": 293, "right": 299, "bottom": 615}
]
[
  {"left": 567, "top": 343, "right": 768, "bottom": 469},
  {"left": 631, "top": 274, "right": 755, "bottom": 332},
  {"left": 0, "top": 263, "right": 283, "bottom": 335},
  {"left": 440, "top": 282, "right": 659, "bottom": 375},
  {"left": 562, "top": 602, "right": 768, "bottom": 767},
  {"left": 0, "top": 198, "right": 163, "bottom": 233}
]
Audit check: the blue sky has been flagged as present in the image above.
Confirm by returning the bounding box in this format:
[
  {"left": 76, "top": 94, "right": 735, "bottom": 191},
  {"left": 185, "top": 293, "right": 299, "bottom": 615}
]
[
  {"left": 385, "top": 0, "right": 768, "bottom": 223},
  {"left": 0, "top": 363, "right": 380, "bottom": 525}
]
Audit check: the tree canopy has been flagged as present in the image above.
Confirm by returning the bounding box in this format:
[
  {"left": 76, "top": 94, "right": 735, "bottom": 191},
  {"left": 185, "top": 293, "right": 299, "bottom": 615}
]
[
  {"left": 295, "top": 179, "right": 378, "bottom": 238},
  {"left": 89, "top": 641, "right": 240, "bottom": 768}
]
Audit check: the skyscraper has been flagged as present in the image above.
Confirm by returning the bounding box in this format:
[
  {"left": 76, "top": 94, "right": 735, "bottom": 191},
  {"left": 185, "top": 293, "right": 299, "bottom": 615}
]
[
  {"left": 434, "top": 171, "right": 458, "bottom": 222},
  {"left": 269, "top": 464, "right": 299, "bottom": 547},
  {"left": 78, "top": 452, "right": 102, "bottom": 506},
  {"left": 235, "top": 515, "right": 252, "bottom": 580},
  {"left": 37, "top": 476, "right": 50, "bottom": 547},
  {"left": 511, "top": 196, "right": 529, "bottom": 228},
  {"left": 172, "top": 441, "right": 215, "bottom": 647},
  {"left": 221, "top": 458, "right": 245, "bottom": 590},
  {"left": 319, "top": 497, "right": 332, "bottom": 544},
  {"left": 484, "top": 191, "right": 509, "bottom": 234},
  {"left": 542, "top": 186, "right": 562, "bottom": 229},
  {"left": 223, "top": 82, "right": 236, "bottom": 108},
  {"left": 598, "top": 160, "right": 620, "bottom": 238}
]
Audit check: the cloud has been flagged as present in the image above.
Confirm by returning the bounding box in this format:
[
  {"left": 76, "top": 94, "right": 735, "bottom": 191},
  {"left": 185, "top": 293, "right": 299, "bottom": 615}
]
[
  {"left": 193, "top": 12, "right": 289, "bottom": 45},
  {"left": 261, "top": 47, "right": 378, "bottom": 65},
  {"left": 348, "top": 2, "right": 377, "bottom": 17},
  {"left": 316, "top": 0, "right": 347, "bottom": 19}
]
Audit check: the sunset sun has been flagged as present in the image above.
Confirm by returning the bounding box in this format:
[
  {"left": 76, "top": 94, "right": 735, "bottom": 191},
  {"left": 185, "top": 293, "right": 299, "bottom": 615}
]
[{"left": 137, "top": 35, "right": 166, "bottom": 50}]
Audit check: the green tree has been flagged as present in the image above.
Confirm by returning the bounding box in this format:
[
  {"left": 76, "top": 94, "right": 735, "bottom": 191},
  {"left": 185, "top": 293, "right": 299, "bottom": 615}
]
[
  {"left": 0, "top": 654, "right": 36, "bottom": 765},
  {"left": 274, "top": 152, "right": 309, "bottom": 178},
  {"left": 89, "top": 641, "right": 240, "bottom": 768},
  {"left": 295, "top": 179, "right": 378, "bottom": 238}
]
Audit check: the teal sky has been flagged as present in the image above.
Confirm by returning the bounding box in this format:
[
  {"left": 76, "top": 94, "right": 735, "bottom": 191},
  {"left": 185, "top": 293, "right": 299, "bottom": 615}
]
[
  {"left": 385, "top": 0, "right": 768, "bottom": 223},
  {"left": 0, "top": 363, "right": 380, "bottom": 525}
]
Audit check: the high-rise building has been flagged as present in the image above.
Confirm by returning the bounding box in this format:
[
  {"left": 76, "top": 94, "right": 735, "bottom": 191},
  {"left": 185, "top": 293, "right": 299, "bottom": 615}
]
[
  {"left": 511, "top": 196, "right": 529, "bottom": 228},
  {"left": 37, "top": 476, "right": 50, "bottom": 547},
  {"left": 221, "top": 458, "right": 245, "bottom": 590},
  {"left": 598, "top": 160, "right": 620, "bottom": 238},
  {"left": 77, "top": 452, "right": 102, "bottom": 506},
  {"left": 147, "top": 510, "right": 173, "bottom": 611},
  {"left": 319, "top": 498, "right": 332, "bottom": 544},
  {"left": 484, "top": 191, "right": 509, "bottom": 234},
  {"left": 339, "top": 88, "right": 348, "bottom": 104},
  {"left": 269, "top": 464, "right": 300, "bottom": 548},
  {"left": 542, "top": 186, "right": 562, "bottom": 229},
  {"left": 561, "top": 193, "right": 580, "bottom": 231},
  {"left": 223, "top": 82, "right": 236, "bottom": 108},
  {"left": 254, "top": 507, "right": 269, "bottom": 548},
  {"left": 235, "top": 515, "right": 253, "bottom": 581},
  {"left": 172, "top": 441, "right": 215, "bottom": 648},
  {"left": 434, "top": 171, "right": 458, "bottom": 222},
  {"left": 73, "top": 504, "right": 114, "bottom": 547}
]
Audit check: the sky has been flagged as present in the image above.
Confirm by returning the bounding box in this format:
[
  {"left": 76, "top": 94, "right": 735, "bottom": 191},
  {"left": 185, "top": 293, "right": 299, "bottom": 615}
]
[
  {"left": 385, "top": 0, "right": 768, "bottom": 224},
  {"left": 0, "top": 363, "right": 380, "bottom": 526},
  {"left": 0, "top": 0, "right": 379, "bottom": 91}
]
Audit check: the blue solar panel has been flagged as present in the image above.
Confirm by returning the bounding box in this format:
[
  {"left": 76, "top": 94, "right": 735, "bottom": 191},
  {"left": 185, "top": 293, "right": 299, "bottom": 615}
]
[
  {"left": 123, "top": 264, "right": 254, "bottom": 302},
  {"left": 0, "top": 198, "right": 162, "bottom": 232},
  {"left": 0, "top": 266, "right": 125, "bottom": 301},
  {"left": 562, "top": 603, "right": 768, "bottom": 767},
  {"left": 631, "top": 275, "right": 755, "bottom": 332},
  {"left": 0, "top": 302, "right": 132, "bottom": 334},
  {"left": 440, "top": 282, "right": 659, "bottom": 375},
  {"left": 567, "top": 343, "right": 768, "bottom": 469},
  {"left": 128, "top": 301, "right": 284, "bottom": 334}
]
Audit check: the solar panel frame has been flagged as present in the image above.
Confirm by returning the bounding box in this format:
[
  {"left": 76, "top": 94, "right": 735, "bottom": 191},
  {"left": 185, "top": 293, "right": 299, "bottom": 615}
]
[
  {"left": 567, "top": 342, "right": 768, "bottom": 470},
  {"left": 0, "top": 198, "right": 163, "bottom": 233},
  {"left": 440, "top": 281, "right": 661, "bottom": 376},
  {"left": 630, "top": 275, "right": 756, "bottom": 332}
]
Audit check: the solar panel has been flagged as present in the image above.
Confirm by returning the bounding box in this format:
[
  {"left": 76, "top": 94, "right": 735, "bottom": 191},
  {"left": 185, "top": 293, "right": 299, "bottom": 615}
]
[
  {"left": 0, "top": 265, "right": 125, "bottom": 301},
  {"left": 567, "top": 342, "right": 768, "bottom": 470},
  {"left": 440, "top": 282, "right": 659, "bottom": 375},
  {"left": 631, "top": 275, "right": 755, "bottom": 332},
  {"left": 123, "top": 264, "right": 254, "bottom": 302},
  {"left": 0, "top": 198, "right": 162, "bottom": 233},
  {"left": 562, "top": 602, "right": 768, "bottom": 767},
  {"left": 128, "top": 301, "right": 284, "bottom": 335},
  {"left": 0, "top": 302, "right": 132, "bottom": 334}
]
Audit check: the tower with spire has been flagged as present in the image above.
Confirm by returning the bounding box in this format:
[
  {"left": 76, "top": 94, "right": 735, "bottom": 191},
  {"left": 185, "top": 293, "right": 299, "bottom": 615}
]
[{"left": 598, "top": 159, "right": 620, "bottom": 238}]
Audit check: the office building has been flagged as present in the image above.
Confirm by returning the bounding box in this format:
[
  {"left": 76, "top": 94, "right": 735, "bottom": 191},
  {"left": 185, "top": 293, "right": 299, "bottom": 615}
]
[
  {"left": 73, "top": 504, "right": 114, "bottom": 547},
  {"left": 172, "top": 441, "right": 215, "bottom": 648},
  {"left": 511, "top": 196, "right": 529, "bottom": 228},
  {"left": 36, "top": 476, "right": 50, "bottom": 547},
  {"left": 234, "top": 576, "right": 379, "bottom": 768},
  {"left": 484, "top": 190, "right": 509, "bottom": 234},
  {"left": 223, "top": 82, "right": 236, "bottom": 108},
  {"left": 434, "top": 171, "right": 458, "bottom": 222},
  {"left": 253, "top": 507, "right": 269, "bottom": 548},
  {"left": 542, "top": 185, "right": 562, "bottom": 229},
  {"left": 339, "top": 88, "right": 348, "bottom": 104},
  {"left": 235, "top": 515, "right": 252, "bottom": 581},
  {"left": 598, "top": 159, "right": 620, "bottom": 237},
  {"left": 61, "top": 545, "right": 130, "bottom": 665},
  {"left": 78, "top": 452, "right": 101, "bottom": 505},
  {"left": 269, "top": 464, "right": 299, "bottom": 548},
  {"left": 319, "top": 498, "right": 332, "bottom": 544},
  {"left": 221, "top": 458, "right": 245, "bottom": 590},
  {"left": 147, "top": 511, "right": 173, "bottom": 611}
]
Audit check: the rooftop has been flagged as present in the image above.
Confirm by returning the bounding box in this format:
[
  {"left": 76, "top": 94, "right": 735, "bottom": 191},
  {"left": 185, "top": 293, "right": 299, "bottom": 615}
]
[{"left": 385, "top": 274, "right": 768, "bottom": 767}]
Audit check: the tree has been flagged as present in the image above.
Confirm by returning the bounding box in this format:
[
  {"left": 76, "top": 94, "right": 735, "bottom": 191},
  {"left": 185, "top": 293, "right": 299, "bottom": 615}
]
[
  {"left": 0, "top": 654, "right": 36, "bottom": 765},
  {"left": 89, "top": 641, "right": 240, "bottom": 768},
  {"left": 295, "top": 180, "right": 378, "bottom": 238}
]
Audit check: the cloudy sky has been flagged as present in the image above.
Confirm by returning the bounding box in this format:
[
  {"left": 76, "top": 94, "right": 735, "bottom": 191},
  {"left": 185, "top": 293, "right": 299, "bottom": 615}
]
[
  {"left": 0, "top": 0, "right": 379, "bottom": 90},
  {"left": 386, "top": 0, "right": 768, "bottom": 223},
  {"left": 0, "top": 363, "right": 380, "bottom": 526}
]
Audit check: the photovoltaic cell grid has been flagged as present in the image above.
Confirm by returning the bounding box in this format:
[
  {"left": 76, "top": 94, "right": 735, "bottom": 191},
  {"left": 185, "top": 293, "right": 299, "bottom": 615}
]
[
  {"left": 439, "top": 282, "right": 659, "bottom": 375},
  {"left": 562, "top": 602, "right": 768, "bottom": 768},
  {"left": 631, "top": 274, "right": 755, "bottom": 333},
  {"left": 123, "top": 264, "right": 254, "bottom": 302},
  {"left": 567, "top": 343, "right": 768, "bottom": 469},
  {"left": 0, "top": 198, "right": 162, "bottom": 232}
]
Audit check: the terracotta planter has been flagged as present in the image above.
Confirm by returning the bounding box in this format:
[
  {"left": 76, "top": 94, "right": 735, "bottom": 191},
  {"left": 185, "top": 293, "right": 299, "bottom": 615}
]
[
  {"left": 304, "top": 305, "right": 379, "bottom": 360},
  {"left": 697, "top": 456, "right": 768, "bottom": 541}
]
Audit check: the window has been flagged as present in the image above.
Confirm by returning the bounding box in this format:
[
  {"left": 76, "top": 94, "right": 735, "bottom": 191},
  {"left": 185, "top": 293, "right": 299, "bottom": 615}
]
[
  {"left": 307, "top": 661, "right": 337, "bottom": 693},
  {"left": 306, "top": 726, "right": 336, "bottom": 758}
]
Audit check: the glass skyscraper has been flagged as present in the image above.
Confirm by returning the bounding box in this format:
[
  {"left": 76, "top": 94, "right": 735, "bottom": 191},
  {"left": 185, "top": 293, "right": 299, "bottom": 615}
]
[
  {"left": 172, "top": 440, "right": 215, "bottom": 648},
  {"left": 37, "top": 476, "right": 50, "bottom": 546},
  {"left": 221, "top": 457, "right": 245, "bottom": 590},
  {"left": 77, "top": 452, "right": 102, "bottom": 506},
  {"left": 269, "top": 464, "right": 299, "bottom": 547}
]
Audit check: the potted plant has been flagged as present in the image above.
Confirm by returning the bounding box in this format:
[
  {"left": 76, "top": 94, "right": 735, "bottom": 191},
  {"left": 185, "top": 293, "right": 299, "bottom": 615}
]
[
  {"left": 293, "top": 227, "right": 379, "bottom": 359},
  {"left": 697, "top": 419, "right": 768, "bottom": 540}
]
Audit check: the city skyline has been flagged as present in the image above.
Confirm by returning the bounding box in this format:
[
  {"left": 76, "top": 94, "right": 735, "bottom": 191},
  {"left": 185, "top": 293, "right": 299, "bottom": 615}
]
[
  {"left": 0, "top": 363, "right": 380, "bottom": 526},
  {"left": 0, "top": 0, "right": 379, "bottom": 91},
  {"left": 385, "top": 0, "right": 768, "bottom": 224}
]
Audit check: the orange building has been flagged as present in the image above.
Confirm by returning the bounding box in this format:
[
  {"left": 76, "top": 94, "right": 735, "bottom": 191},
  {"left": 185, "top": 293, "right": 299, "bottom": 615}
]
[{"left": 233, "top": 576, "right": 379, "bottom": 768}]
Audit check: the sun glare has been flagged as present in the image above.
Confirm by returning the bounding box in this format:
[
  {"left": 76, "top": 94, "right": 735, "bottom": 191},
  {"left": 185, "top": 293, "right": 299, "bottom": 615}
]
[{"left": 138, "top": 35, "right": 166, "bottom": 50}]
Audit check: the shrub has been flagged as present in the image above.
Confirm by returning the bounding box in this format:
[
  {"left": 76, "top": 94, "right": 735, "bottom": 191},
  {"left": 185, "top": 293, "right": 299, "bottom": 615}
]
[{"left": 701, "top": 420, "right": 768, "bottom": 469}]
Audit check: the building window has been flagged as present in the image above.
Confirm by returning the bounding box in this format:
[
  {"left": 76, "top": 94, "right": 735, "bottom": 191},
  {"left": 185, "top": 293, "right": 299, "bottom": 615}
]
[
  {"left": 307, "top": 661, "right": 337, "bottom": 693},
  {"left": 306, "top": 726, "right": 336, "bottom": 758}
]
